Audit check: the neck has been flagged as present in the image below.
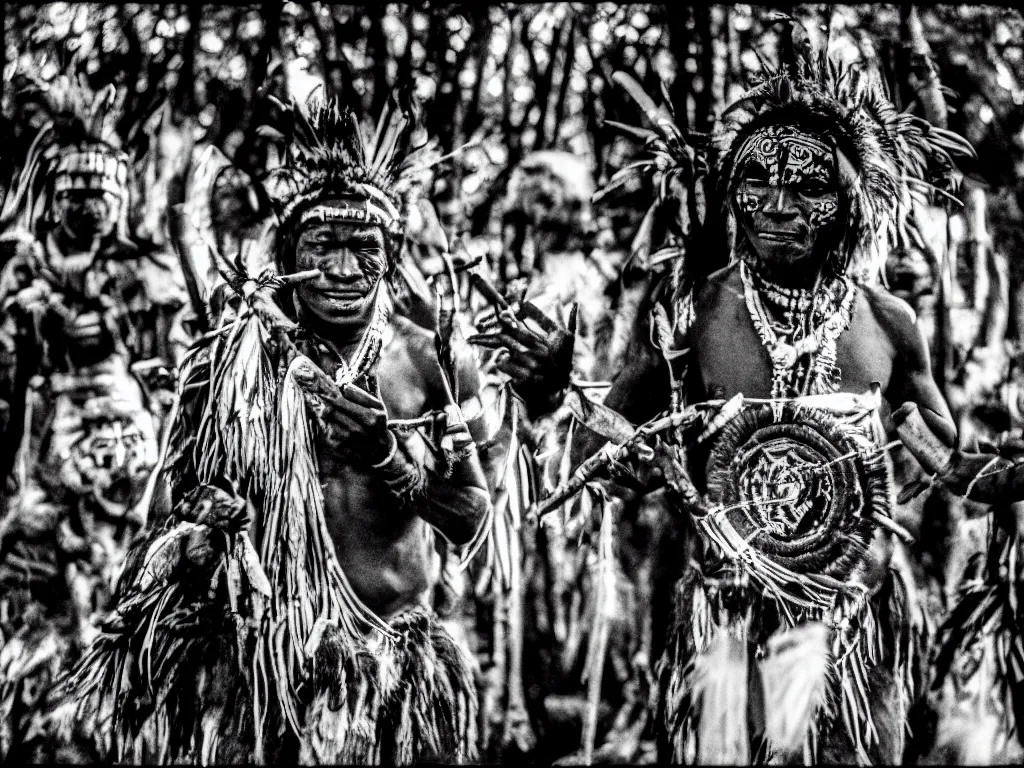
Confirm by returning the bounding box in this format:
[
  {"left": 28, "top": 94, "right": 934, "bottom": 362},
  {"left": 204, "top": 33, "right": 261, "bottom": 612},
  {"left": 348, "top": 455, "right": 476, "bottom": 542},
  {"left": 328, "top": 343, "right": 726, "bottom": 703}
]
[{"left": 305, "top": 317, "right": 366, "bottom": 354}]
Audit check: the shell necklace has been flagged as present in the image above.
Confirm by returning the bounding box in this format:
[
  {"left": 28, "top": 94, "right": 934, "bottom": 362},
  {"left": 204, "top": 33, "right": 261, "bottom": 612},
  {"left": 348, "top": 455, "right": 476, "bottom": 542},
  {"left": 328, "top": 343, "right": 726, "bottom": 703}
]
[{"left": 740, "top": 260, "right": 856, "bottom": 398}]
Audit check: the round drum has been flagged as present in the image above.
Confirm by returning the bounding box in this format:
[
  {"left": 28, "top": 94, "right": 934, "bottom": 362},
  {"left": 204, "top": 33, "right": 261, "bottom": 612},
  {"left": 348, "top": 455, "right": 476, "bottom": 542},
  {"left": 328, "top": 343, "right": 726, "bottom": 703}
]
[{"left": 703, "top": 402, "right": 889, "bottom": 580}]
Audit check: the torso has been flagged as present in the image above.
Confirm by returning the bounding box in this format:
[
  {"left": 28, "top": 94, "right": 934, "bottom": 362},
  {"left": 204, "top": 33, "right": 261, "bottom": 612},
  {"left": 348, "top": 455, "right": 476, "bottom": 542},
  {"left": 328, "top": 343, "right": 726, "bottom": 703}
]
[
  {"left": 687, "top": 262, "right": 917, "bottom": 590},
  {"left": 691, "top": 263, "right": 898, "bottom": 417},
  {"left": 313, "top": 315, "right": 470, "bottom": 619}
]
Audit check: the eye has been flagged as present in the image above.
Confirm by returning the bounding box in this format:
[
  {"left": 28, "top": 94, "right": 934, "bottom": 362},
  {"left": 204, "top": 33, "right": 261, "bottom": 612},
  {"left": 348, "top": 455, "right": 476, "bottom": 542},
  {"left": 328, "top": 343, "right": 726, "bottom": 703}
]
[{"left": 796, "top": 182, "right": 830, "bottom": 197}]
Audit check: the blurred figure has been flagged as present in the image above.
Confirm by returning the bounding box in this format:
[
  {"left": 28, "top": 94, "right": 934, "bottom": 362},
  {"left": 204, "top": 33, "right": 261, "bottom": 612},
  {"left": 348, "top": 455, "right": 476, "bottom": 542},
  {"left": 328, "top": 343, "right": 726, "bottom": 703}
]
[{"left": 0, "top": 74, "right": 188, "bottom": 761}]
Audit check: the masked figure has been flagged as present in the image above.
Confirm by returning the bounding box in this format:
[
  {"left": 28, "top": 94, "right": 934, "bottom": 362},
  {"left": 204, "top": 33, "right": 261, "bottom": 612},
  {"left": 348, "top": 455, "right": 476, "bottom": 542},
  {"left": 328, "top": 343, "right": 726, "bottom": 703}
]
[
  {"left": 0, "top": 74, "right": 187, "bottom": 761},
  {"left": 61, "top": 89, "right": 491, "bottom": 765}
]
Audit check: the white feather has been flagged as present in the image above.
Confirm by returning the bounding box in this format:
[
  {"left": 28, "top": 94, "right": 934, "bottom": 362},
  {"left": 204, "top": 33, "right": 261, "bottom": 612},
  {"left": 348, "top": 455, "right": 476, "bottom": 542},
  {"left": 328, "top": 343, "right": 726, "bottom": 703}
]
[{"left": 759, "top": 621, "right": 836, "bottom": 757}]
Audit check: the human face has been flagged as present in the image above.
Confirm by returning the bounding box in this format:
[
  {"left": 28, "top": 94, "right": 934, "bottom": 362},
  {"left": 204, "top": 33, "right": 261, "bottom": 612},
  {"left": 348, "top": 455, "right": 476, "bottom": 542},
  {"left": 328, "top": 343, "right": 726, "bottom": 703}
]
[
  {"left": 294, "top": 218, "right": 388, "bottom": 331},
  {"left": 733, "top": 126, "right": 840, "bottom": 280},
  {"left": 886, "top": 245, "right": 934, "bottom": 301},
  {"left": 52, "top": 189, "right": 118, "bottom": 248}
]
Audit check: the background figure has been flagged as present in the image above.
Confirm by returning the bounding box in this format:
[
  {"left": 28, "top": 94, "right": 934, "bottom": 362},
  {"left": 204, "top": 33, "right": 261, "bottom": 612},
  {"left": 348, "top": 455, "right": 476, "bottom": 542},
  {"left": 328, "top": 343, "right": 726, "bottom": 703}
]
[{"left": 0, "top": 75, "right": 189, "bottom": 761}]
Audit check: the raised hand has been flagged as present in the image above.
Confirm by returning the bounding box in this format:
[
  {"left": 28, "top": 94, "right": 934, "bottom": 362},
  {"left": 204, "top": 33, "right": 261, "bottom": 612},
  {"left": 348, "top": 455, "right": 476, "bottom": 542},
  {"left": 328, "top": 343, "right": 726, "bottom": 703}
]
[{"left": 468, "top": 300, "right": 577, "bottom": 418}]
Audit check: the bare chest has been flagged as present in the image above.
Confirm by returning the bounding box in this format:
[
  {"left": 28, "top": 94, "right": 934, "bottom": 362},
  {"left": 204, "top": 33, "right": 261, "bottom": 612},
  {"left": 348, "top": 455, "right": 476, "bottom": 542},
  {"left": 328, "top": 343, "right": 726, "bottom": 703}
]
[{"left": 692, "top": 289, "right": 895, "bottom": 399}]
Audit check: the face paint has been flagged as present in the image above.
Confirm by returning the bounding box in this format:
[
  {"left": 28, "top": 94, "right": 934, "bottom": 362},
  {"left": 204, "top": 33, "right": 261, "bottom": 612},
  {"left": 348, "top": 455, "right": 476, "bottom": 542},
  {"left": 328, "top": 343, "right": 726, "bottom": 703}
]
[
  {"left": 294, "top": 215, "right": 389, "bottom": 331},
  {"left": 52, "top": 190, "right": 120, "bottom": 247},
  {"left": 732, "top": 125, "right": 841, "bottom": 280}
]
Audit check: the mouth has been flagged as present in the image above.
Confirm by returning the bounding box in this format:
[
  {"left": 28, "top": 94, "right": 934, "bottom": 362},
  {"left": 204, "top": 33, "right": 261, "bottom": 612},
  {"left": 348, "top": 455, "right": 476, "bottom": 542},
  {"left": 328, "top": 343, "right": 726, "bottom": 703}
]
[
  {"left": 758, "top": 230, "right": 802, "bottom": 243},
  {"left": 321, "top": 288, "right": 368, "bottom": 301}
]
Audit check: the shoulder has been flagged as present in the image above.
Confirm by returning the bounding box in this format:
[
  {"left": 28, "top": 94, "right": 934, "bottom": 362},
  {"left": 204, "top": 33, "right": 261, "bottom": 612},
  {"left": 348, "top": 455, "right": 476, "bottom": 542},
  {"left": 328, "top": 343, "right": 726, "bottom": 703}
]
[
  {"left": 388, "top": 314, "right": 438, "bottom": 365},
  {"left": 858, "top": 282, "right": 927, "bottom": 362},
  {"left": 693, "top": 262, "right": 740, "bottom": 306},
  {"left": 691, "top": 262, "right": 742, "bottom": 325},
  {"left": 109, "top": 239, "right": 186, "bottom": 294},
  {"left": 382, "top": 314, "right": 446, "bottom": 400},
  {"left": 859, "top": 282, "right": 919, "bottom": 336}
]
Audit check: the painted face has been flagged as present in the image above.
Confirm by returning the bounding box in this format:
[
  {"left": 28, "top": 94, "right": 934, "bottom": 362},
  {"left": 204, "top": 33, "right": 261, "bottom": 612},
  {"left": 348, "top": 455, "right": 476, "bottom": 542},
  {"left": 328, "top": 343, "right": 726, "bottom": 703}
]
[
  {"left": 294, "top": 213, "right": 388, "bottom": 330},
  {"left": 733, "top": 125, "right": 840, "bottom": 274},
  {"left": 52, "top": 189, "right": 119, "bottom": 247}
]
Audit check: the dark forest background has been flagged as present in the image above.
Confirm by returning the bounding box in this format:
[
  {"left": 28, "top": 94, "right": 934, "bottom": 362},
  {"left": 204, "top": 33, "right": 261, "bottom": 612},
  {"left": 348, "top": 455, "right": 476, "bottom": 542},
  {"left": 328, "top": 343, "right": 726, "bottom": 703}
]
[{"left": 4, "top": 4, "right": 1024, "bottom": 234}]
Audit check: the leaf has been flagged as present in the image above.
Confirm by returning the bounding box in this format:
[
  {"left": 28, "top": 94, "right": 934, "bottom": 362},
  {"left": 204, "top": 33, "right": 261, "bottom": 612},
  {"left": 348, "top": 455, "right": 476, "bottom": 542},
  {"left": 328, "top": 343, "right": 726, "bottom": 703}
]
[
  {"left": 630, "top": 204, "right": 658, "bottom": 265},
  {"left": 612, "top": 71, "right": 683, "bottom": 147},
  {"left": 564, "top": 387, "right": 636, "bottom": 444},
  {"left": 240, "top": 534, "right": 272, "bottom": 598},
  {"left": 601, "top": 119, "right": 657, "bottom": 143},
  {"left": 897, "top": 480, "right": 931, "bottom": 505}
]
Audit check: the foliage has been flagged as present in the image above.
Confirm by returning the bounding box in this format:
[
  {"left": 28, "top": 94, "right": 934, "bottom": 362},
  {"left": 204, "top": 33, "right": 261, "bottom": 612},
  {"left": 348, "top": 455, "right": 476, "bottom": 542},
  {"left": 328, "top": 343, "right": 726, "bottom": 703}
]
[{"left": 5, "top": 3, "right": 1024, "bottom": 238}]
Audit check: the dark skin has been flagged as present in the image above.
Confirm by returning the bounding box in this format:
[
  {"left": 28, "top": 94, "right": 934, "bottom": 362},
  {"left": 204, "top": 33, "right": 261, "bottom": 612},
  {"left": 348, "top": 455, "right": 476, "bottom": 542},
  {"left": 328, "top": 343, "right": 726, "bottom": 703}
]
[
  {"left": 291, "top": 217, "right": 491, "bottom": 619},
  {"left": 576, "top": 135, "right": 957, "bottom": 452},
  {"left": 548, "top": 133, "right": 959, "bottom": 593},
  {"left": 720, "top": 135, "right": 955, "bottom": 444}
]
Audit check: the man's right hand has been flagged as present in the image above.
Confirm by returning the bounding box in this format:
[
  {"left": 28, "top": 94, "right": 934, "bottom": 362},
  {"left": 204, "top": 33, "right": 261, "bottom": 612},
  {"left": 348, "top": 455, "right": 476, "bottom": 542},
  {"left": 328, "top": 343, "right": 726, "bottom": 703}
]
[{"left": 293, "top": 366, "right": 395, "bottom": 466}]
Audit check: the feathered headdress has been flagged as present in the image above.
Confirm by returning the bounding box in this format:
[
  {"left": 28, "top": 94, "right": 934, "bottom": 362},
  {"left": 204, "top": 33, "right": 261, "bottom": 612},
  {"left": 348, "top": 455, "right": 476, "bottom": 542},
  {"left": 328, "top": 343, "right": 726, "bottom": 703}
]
[
  {"left": 0, "top": 73, "right": 135, "bottom": 239},
  {"left": 712, "top": 20, "right": 975, "bottom": 281},
  {"left": 256, "top": 86, "right": 425, "bottom": 271},
  {"left": 598, "top": 17, "right": 976, "bottom": 284}
]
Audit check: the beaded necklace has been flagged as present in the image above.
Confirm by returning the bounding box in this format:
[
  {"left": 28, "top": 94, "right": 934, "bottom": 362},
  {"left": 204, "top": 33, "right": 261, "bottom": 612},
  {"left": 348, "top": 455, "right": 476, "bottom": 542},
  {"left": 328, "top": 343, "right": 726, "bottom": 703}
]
[{"left": 740, "top": 260, "right": 856, "bottom": 398}]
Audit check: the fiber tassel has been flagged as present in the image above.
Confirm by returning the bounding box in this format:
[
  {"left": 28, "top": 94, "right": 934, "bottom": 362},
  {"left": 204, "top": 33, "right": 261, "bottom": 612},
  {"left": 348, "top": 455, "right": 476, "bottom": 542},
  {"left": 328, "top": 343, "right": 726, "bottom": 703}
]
[
  {"left": 580, "top": 490, "right": 618, "bottom": 764},
  {"left": 690, "top": 622, "right": 750, "bottom": 765}
]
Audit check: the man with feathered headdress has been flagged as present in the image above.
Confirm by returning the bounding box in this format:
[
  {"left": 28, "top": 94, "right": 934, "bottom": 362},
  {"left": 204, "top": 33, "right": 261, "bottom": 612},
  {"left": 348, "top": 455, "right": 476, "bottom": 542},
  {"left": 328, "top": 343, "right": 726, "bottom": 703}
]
[
  {"left": 521, "top": 18, "right": 980, "bottom": 766},
  {"left": 0, "top": 73, "right": 189, "bottom": 762},
  {"left": 60, "top": 86, "right": 492, "bottom": 765}
]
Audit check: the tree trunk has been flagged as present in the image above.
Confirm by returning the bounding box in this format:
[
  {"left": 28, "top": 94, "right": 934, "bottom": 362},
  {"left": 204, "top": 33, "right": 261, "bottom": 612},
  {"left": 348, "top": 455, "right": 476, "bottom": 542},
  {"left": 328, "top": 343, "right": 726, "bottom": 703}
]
[
  {"left": 900, "top": 4, "right": 949, "bottom": 128},
  {"left": 367, "top": 7, "right": 389, "bottom": 119},
  {"left": 710, "top": 6, "right": 727, "bottom": 120},
  {"left": 694, "top": 6, "right": 714, "bottom": 132},
  {"left": 534, "top": 17, "right": 572, "bottom": 151},
  {"left": 964, "top": 184, "right": 990, "bottom": 314},
  {"left": 667, "top": 6, "right": 692, "bottom": 132},
  {"left": 173, "top": 3, "right": 202, "bottom": 118},
  {"left": 396, "top": 5, "right": 415, "bottom": 93},
  {"left": 549, "top": 18, "right": 577, "bottom": 150}
]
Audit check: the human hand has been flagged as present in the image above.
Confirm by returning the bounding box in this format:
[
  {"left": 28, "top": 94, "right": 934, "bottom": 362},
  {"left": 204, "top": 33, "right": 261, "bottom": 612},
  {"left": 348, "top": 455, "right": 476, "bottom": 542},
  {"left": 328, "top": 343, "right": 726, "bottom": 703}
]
[
  {"left": 294, "top": 367, "right": 394, "bottom": 465},
  {"left": 468, "top": 300, "right": 577, "bottom": 417},
  {"left": 178, "top": 483, "right": 251, "bottom": 533}
]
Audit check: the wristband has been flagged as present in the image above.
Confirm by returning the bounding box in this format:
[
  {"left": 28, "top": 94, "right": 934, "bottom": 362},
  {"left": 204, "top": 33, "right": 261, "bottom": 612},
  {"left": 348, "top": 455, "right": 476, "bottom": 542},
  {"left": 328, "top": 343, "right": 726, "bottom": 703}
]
[{"left": 369, "top": 430, "right": 400, "bottom": 469}]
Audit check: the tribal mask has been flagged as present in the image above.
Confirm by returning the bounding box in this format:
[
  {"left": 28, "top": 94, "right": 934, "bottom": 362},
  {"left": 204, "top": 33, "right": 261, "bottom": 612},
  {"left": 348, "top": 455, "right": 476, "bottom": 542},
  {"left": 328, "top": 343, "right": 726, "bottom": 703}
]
[
  {"left": 732, "top": 125, "right": 840, "bottom": 275},
  {"left": 52, "top": 395, "right": 158, "bottom": 518}
]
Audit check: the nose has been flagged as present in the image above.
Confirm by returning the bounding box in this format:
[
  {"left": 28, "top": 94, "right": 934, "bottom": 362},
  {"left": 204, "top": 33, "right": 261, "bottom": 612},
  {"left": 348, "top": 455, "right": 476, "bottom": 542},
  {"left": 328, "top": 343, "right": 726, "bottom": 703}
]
[
  {"left": 323, "top": 249, "right": 361, "bottom": 280},
  {"left": 764, "top": 187, "right": 797, "bottom": 218}
]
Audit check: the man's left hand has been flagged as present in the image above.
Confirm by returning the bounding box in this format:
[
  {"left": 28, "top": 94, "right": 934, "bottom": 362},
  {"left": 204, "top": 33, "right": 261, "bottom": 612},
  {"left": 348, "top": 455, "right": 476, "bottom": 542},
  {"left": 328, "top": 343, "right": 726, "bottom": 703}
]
[{"left": 468, "top": 301, "right": 576, "bottom": 417}]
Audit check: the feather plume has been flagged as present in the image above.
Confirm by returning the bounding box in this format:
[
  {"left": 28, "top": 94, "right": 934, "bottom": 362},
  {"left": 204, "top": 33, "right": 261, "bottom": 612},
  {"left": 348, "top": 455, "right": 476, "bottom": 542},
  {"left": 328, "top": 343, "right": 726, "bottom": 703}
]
[
  {"left": 690, "top": 624, "right": 750, "bottom": 765},
  {"left": 759, "top": 621, "right": 837, "bottom": 757}
]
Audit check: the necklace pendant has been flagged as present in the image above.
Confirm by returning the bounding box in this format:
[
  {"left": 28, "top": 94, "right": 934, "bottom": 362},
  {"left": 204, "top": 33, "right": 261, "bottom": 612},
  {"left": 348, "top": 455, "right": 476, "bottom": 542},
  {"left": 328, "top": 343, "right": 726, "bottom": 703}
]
[{"left": 771, "top": 342, "right": 799, "bottom": 369}]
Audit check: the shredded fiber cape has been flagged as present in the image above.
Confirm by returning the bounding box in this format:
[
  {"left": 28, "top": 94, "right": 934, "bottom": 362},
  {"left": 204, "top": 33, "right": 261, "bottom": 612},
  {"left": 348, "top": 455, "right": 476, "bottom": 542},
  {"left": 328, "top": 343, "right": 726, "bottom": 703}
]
[{"left": 61, "top": 284, "right": 478, "bottom": 763}]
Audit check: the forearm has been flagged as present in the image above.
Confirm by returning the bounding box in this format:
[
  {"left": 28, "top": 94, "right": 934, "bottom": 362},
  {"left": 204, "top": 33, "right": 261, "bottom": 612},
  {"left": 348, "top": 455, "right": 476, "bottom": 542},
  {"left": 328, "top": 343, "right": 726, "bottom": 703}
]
[
  {"left": 918, "top": 402, "right": 957, "bottom": 448},
  {"left": 895, "top": 401, "right": 1024, "bottom": 504},
  {"left": 374, "top": 433, "right": 492, "bottom": 545}
]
